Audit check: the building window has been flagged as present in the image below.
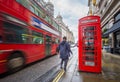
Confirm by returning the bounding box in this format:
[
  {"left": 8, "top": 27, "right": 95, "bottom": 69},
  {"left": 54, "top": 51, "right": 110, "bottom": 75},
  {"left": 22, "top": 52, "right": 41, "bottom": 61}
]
[
  {"left": 35, "top": 10, "right": 39, "bottom": 16},
  {"left": 116, "top": 34, "right": 120, "bottom": 48},
  {"left": 102, "top": 7, "right": 105, "bottom": 13},
  {"left": 115, "top": 13, "right": 120, "bottom": 22},
  {"left": 114, "top": 31, "right": 120, "bottom": 54},
  {"left": 16, "top": 0, "right": 29, "bottom": 8},
  {"left": 107, "top": 0, "right": 112, "bottom": 6},
  {"left": 115, "top": 31, "right": 120, "bottom": 48},
  {"left": 30, "top": 6, "right": 35, "bottom": 13}
]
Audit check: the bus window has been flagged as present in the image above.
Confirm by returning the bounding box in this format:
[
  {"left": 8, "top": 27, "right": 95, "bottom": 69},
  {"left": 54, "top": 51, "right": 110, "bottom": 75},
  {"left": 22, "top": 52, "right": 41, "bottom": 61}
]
[
  {"left": 51, "top": 37, "right": 55, "bottom": 44},
  {"left": 22, "top": 34, "right": 32, "bottom": 43},
  {"left": 45, "top": 35, "right": 51, "bottom": 44},
  {"left": 3, "top": 21, "right": 29, "bottom": 43},
  {"left": 32, "top": 31, "right": 43, "bottom": 44},
  {"left": 0, "top": 36, "right": 3, "bottom": 43},
  {"left": 55, "top": 38, "right": 60, "bottom": 44}
]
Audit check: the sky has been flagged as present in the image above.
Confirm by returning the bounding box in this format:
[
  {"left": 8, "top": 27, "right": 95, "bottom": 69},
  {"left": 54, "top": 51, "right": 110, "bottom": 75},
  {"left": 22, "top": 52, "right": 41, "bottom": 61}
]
[{"left": 45, "top": 0, "right": 89, "bottom": 42}]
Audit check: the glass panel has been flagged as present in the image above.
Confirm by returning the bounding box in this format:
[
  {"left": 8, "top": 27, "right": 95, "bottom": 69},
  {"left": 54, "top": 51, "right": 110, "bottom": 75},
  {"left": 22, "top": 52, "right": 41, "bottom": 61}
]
[
  {"left": 55, "top": 38, "right": 60, "bottom": 44},
  {"left": 45, "top": 35, "right": 51, "bottom": 56},
  {"left": 16, "top": 0, "right": 29, "bottom": 8},
  {"left": 52, "top": 21, "right": 59, "bottom": 30},
  {"left": 3, "top": 22, "right": 29, "bottom": 43},
  {"left": 85, "top": 56, "right": 94, "bottom": 61},
  {"left": 22, "top": 34, "right": 31, "bottom": 43},
  {"left": 45, "top": 16, "right": 51, "bottom": 24},
  {"left": 84, "top": 32, "right": 95, "bottom": 37},
  {"left": 46, "top": 35, "right": 51, "bottom": 44},
  {"left": 84, "top": 51, "right": 95, "bottom": 55},
  {"left": 32, "top": 31, "right": 43, "bottom": 44},
  {"left": 0, "top": 36, "right": 3, "bottom": 43},
  {"left": 84, "top": 46, "right": 95, "bottom": 50},
  {"left": 84, "top": 26, "right": 95, "bottom": 31},
  {"left": 35, "top": 10, "right": 39, "bottom": 16},
  {"left": 116, "top": 33, "right": 120, "bottom": 48},
  {"left": 83, "top": 26, "right": 96, "bottom": 62},
  {"left": 30, "top": 6, "right": 35, "bottom": 13},
  {"left": 51, "top": 38, "right": 55, "bottom": 44},
  {"left": 115, "top": 13, "right": 120, "bottom": 22}
]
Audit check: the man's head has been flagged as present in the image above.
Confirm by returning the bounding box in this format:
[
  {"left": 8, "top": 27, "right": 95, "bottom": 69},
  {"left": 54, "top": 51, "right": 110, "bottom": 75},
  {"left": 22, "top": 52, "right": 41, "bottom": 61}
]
[{"left": 63, "top": 36, "right": 67, "bottom": 41}]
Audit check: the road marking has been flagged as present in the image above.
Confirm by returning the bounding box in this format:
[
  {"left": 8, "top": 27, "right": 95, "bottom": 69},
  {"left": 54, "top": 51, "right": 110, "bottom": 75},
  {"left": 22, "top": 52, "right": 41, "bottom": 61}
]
[
  {"left": 52, "top": 69, "right": 64, "bottom": 82},
  {"left": 52, "top": 54, "right": 75, "bottom": 82}
]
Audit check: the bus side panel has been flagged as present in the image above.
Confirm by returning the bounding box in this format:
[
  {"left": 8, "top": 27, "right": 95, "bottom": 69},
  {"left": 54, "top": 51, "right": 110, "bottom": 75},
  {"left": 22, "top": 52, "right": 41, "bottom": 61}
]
[
  {"left": 0, "top": 51, "right": 10, "bottom": 74},
  {"left": 51, "top": 44, "right": 57, "bottom": 55},
  {"left": 0, "top": 44, "right": 46, "bottom": 64},
  {"left": 25, "top": 44, "right": 46, "bottom": 64}
]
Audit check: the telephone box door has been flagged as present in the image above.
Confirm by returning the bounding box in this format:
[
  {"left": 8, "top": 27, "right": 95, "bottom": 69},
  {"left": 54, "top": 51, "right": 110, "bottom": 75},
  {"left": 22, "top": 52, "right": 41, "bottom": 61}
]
[{"left": 78, "top": 16, "right": 101, "bottom": 73}]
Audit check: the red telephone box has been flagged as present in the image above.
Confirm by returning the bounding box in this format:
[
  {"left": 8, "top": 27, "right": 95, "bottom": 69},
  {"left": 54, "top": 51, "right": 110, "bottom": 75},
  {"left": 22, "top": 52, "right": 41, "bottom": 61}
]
[{"left": 78, "top": 16, "right": 101, "bottom": 73}]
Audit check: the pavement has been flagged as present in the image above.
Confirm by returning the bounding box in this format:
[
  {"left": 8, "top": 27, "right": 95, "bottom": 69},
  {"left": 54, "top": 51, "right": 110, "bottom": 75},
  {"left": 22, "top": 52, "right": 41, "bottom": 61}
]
[
  {"left": 0, "top": 54, "right": 61, "bottom": 82},
  {"left": 1, "top": 47, "right": 120, "bottom": 82},
  {"left": 52, "top": 48, "right": 120, "bottom": 82}
]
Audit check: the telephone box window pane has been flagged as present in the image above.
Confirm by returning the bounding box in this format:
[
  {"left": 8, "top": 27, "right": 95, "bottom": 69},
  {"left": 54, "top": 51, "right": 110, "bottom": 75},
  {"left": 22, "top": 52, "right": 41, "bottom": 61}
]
[
  {"left": 84, "top": 32, "right": 95, "bottom": 37},
  {"left": 85, "top": 61, "right": 95, "bottom": 66},
  {"left": 85, "top": 56, "right": 94, "bottom": 61},
  {"left": 84, "top": 47, "right": 94, "bottom": 50},
  {"left": 84, "top": 26, "right": 95, "bottom": 31},
  {"left": 84, "top": 41, "right": 94, "bottom": 46},
  {"left": 84, "top": 52, "right": 95, "bottom": 55}
]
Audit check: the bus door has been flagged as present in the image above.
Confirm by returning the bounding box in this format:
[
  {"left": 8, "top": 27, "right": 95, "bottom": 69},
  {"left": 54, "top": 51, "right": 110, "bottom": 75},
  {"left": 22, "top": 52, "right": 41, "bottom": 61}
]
[{"left": 45, "top": 35, "right": 51, "bottom": 56}]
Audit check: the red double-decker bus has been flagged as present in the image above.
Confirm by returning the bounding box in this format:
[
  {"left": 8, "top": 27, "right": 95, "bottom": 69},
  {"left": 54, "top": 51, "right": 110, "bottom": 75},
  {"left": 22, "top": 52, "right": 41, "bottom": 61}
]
[{"left": 0, "top": 0, "right": 61, "bottom": 74}]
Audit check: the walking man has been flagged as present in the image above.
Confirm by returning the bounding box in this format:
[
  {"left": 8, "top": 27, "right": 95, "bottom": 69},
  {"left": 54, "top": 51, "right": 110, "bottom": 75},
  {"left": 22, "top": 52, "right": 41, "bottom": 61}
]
[{"left": 57, "top": 36, "right": 72, "bottom": 71}]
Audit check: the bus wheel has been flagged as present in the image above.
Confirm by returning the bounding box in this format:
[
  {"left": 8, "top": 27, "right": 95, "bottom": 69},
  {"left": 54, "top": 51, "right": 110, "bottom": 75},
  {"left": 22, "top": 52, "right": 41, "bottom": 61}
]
[{"left": 7, "top": 52, "right": 25, "bottom": 73}]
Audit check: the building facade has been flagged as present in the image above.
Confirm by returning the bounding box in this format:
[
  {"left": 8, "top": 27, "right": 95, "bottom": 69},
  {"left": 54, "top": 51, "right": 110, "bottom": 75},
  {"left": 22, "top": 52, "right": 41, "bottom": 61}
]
[
  {"left": 45, "top": 1, "right": 54, "bottom": 18},
  {"left": 88, "top": 0, "right": 120, "bottom": 54},
  {"left": 35, "top": 0, "right": 74, "bottom": 43},
  {"left": 55, "top": 14, "right": 75, "bottom": 43}
]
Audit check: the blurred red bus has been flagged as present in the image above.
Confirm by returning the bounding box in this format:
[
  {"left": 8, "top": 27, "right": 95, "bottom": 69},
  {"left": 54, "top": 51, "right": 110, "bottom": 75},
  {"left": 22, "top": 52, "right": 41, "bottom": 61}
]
[{"left": 0, "top": 0, "right": 61, "bottom": 74}]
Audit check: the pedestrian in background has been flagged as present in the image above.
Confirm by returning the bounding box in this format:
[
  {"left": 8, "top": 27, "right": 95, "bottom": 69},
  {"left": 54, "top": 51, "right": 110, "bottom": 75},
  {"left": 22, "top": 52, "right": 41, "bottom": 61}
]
[{"left": 57, "top": 36, "right": 73, "bottom": 71}]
